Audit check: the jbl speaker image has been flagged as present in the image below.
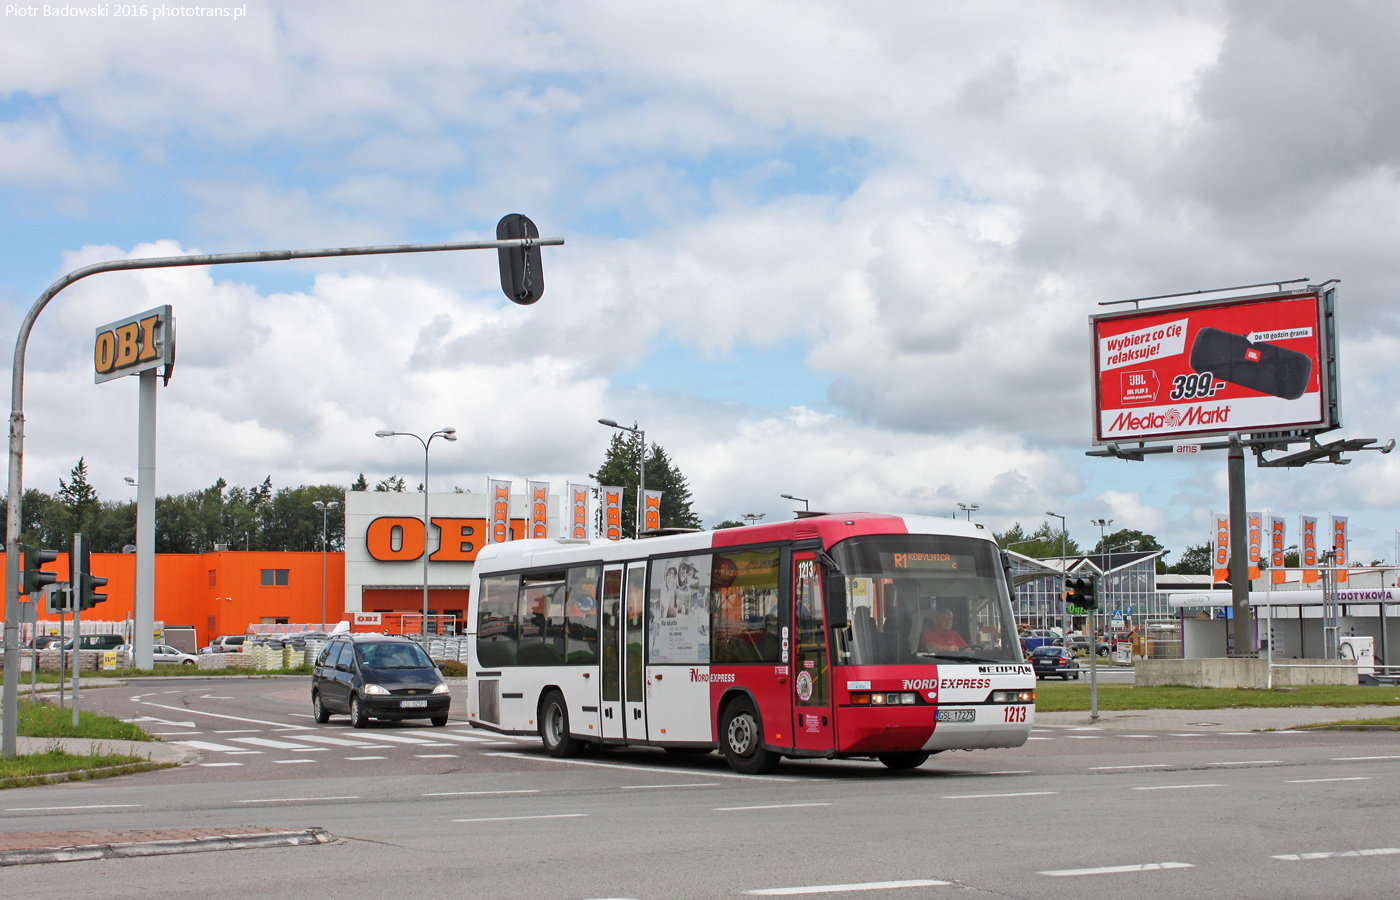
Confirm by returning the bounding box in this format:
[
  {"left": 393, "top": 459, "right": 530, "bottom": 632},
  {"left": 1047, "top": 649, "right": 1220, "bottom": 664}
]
[{"left": 1188, "top": 327, "right": 1312, "bottom": 400}]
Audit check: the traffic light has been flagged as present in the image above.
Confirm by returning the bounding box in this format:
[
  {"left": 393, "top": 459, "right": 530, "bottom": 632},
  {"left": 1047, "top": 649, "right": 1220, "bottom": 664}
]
[
  {"left": 496, "top": 213, "right": 544, "bottom": 305},
  {"left": 72, "top": 533, "right": 108, "bottom": 610},
  {"left": 1080, "top": 576, "right": 1098, "bottom": 611},
  {"left": 21, "top": 545, "right": 59, "bottom": 595}
]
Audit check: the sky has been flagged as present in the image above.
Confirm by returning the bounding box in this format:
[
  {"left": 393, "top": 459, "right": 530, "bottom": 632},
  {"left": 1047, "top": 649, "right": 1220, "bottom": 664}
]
[{"left": 2, "top": 0, "right": 1399, "bottom": 564}]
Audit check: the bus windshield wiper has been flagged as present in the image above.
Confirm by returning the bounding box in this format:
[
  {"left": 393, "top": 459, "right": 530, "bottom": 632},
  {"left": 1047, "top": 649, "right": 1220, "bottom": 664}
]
[{"left": 916, "top": 652, "right": 1006, "bottom": 664}]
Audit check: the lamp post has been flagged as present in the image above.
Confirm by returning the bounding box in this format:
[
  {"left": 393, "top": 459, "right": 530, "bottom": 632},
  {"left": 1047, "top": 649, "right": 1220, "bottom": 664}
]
[
  {"left": 598, "top": 419, "right": 646, "bottom": 538},
  {"left": 312, "top": 500, "right": 340, "bottom": 632},
  {"left": 375, "top": 427, "right": 457, "bottom": 635},
  {"left": 1046, "top": 511, "right": 1068, "bottom": 636},
  {"left": 780, "top": 493, "right": 810, "bottom": 511}
]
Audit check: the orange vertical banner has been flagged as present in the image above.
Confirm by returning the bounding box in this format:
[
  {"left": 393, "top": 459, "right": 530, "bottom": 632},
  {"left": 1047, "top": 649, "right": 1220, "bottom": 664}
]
[
  {"left": 487, "top": 478, "right": 511, "bottom": 544},
  {"left": 1270, "top": 516, "right": 1286, "bottom": 585},
  {"left": 643, "top": 489, "right": 662, "bottom": 533},
  {"left": 527, "top": 480, "right": 549, "bottom": 539},
  {"left": 567, "top": 483, "right": 590, "bottom": 540},
  {"left": 600, "top": 486, "right": 624, "bottom": 541},
  {"left": 1212, "top": 514, "right": 1230, "bottom": 583},
  {"left": 1247, "top": 512, "right": 1262, "bottom": 582},
  {"left": 1332, "top": 515, "right": 1348, "bottom": 584},
  {"left": 1301, "top": 516, "right": 1319, "bottom": 584}
]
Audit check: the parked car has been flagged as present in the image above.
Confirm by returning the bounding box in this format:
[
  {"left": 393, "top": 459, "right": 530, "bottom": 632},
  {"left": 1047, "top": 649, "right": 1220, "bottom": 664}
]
[
  {"left": 120, "top": 643, "right": 198, "bottom": 666},
  {"left": 1031, "top": 645, "right": 1080, "bottom": 680},
  {"left": 311, "top": 634, "right": 450, "bottom": 728},
  {"left": 60, "top": 634, "right": 126, "bottom": 652},
  {"left": 203, "top": 635, "right": 246, "bottom": 654},
  {"left": 30, "top": 635, "right": 63, "bottom": 650},
  {"left": 1064, "top": 634, "right": 1110, "bottom": 657},
  {"left": 1021, "top": 629, "right": 1063, "bottom": 653}
]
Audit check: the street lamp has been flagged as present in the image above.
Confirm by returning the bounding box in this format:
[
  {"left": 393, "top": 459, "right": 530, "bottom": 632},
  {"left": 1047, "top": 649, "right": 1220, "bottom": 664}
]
[
  {"left": 598, "top": 419, "right": 646, "bottom": 538},
  {"left": 780, "top": 493, "right": 810, "bottom": 511},
  {"left": 376, "top": 427, "right": 458, "bottom": 635},
  {"left": 958, "top": 503, "right": 979, "bottom": 521},
  {"left": 312, "top": 500, "right": 340, "bottom": 632},
  {"left": 743, "top": 513, "right": 766, "bottom": 526},
  {"left": 1046, "top": 511, "right": 1068, "bottom": 636}
]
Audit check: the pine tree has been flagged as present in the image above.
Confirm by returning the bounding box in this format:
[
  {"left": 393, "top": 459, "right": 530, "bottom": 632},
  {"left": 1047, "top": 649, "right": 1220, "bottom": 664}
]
[
  {"left": 351, "top": 473, "right": 369, "bottom": 491},
  {"left": 591, "top": 430, "right": 701, "bottom": 534},
  {"left": 375, "top": 475, "right": 407, "bottom": 492}
]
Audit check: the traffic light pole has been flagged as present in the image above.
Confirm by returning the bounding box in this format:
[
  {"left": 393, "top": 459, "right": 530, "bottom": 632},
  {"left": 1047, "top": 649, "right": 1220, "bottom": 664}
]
[{"left": 3, "top": 229, "right": 564, "bottom": 759}]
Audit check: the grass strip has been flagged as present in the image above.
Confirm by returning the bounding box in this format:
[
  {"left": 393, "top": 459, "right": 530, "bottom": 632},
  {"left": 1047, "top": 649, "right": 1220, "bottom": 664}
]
[
  {"left": 1297, "top": 716, "right": 1400, "bottom": 731},
  {"left": 17, "top": 699, "right": 152, "bottom": 742},
  {"left": 1034, "top": 682, "right": 1400, "bottom": 712},
  {"left": 0, "top": 749, "right": 170, "bottom": 790}
]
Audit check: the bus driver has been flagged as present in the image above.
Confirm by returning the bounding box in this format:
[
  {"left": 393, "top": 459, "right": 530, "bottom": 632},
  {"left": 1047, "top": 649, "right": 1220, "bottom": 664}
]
[{"left": 919, "top": 607, "right": 967, "bottom": 653}]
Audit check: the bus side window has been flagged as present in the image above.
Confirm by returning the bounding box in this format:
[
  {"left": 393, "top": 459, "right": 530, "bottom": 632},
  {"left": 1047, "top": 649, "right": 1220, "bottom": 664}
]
[
  {"left": 476, "top": 574, "right": 521, "bottom": 667},
  {"left": 566, "top": 565, "right": 600, "bottom": 665},
  {"left": 519, "top": 571, "right": 567, "bottom": 665}
]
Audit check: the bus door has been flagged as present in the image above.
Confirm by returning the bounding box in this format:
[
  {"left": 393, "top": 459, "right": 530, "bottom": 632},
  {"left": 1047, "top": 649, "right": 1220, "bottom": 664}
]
[
  {"left": 791, "top": 553, "right": 834, "bottom": 753},
  {"left": 623, "top": 562, "right": 647, "bottom": 740},
  {"left": 599, "top": 565, "right": 625, "bottom": 741}
]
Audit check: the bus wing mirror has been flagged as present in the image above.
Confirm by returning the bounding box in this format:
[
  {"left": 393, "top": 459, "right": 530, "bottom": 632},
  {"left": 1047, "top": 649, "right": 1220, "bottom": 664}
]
[{"left": 825, "top": 573, "right": 848, "bottom": 629}]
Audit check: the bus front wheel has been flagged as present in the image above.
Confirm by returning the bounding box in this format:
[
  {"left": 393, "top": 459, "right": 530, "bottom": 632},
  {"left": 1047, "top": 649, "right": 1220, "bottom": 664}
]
[
  {"left": 540, "top": 690, "right": 583, "bottom": 758},
  {"left": 721, "top": 698, "right": 781, "bottom": 775},
  {"left": 878, "top": 752, "right": 929, "bottom": 770}
]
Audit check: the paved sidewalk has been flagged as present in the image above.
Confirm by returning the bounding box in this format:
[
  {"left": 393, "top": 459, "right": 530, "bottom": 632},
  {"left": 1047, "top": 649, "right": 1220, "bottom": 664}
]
[
  {"left": 0, "top": 827, "right": 332, "bottom": 866},
  {"left": 1036, "top": 704, "right": 1400, "bottom": 731},
  {"left": 11, "top": 735, "right": 195, "bottom": 765}
]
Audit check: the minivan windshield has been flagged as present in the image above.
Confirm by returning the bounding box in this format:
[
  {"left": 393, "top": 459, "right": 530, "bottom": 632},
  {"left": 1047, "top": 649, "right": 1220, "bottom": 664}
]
[
  {"left": 831, "top": 534, "right": 1022, "bottom": 666},
  {"left": 355, "top": 641, "right": 435, "bottom": 670}
]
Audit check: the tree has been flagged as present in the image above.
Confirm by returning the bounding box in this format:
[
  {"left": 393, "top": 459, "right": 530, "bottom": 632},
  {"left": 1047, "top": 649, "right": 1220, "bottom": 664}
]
[
  {"left": 375, "top": 475, "right": 407, "bottom": 492},
  {"left": 712, "top": 520, "right": 745, "bottom": 530},
  {"left": 1090, "top": 528, "right": 1164, "bottom": 556},
  {"left": 591, "top": 429, "right": 702, "bottom": 535},
  {"left": 1167, "top": 542, "right": 1212, "bottom": 575},
  {"left": 996, "top": 520, "right": 1081, "bottom": 558},
  {"left": 350, "top": 473, "right": 369, "bottom": 491}
]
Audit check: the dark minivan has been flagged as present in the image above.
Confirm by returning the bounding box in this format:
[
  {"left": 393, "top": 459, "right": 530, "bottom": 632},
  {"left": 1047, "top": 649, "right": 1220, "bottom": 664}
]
[{"left": 312, "top": 634, "right": 451, "bottom": 728}]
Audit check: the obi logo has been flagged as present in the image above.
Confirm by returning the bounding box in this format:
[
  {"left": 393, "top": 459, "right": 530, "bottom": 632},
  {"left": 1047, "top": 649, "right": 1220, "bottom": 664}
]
[{"left": 93, "top": 305, "right": 175, "bottom": 385}]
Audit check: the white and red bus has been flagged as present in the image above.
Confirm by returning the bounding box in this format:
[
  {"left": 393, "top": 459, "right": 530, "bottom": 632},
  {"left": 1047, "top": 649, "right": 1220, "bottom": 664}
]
[{"left": 465, "top": 513, "right": 1034, "bottom": 773}]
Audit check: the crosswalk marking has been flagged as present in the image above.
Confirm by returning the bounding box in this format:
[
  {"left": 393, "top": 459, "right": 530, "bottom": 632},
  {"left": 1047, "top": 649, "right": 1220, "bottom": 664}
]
[
  {"left": 176, "top": 740, "right": 262, "bottom": 753},
  {"left": 294, "top": 734, "right": 390, "bottom": 748},
  {"left": 230, "top": 736, "right": 317, "bottom": 750}
]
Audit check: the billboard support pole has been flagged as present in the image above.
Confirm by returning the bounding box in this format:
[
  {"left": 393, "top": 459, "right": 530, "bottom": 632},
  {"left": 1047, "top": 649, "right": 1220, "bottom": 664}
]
[{"left": 1227, "top": 434, "right": 1252, "bottom": 656}]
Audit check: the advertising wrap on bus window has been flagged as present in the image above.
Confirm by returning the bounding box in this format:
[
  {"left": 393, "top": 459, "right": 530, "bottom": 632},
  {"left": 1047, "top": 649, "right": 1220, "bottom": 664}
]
[
  {"left": 487, "top": 478, "right": 511, "bottom": 543},
  {"left": 1301, "top": 515, "right": 1319, "bottom": 584},
  {"left": 1332, "top": 515, "right": 1348, "bottom": 584},
  {"left": 600, "top": 486, "right": 624, "bottom": 542},
  {"left": 1091, "top": 289, "right": 1333, "bottom": 443},
  {"left": 567, "top": 483, "right": 591, "bottom": 540},
  {"left": 648, "top": 554, "right": 711, "bottom": 664},
  {"left": 528, "top": 480, "right": 550, "bottom": 539},
  {"left": 1270, "top": 515, "right": 1287, "bottom": 586},
  {"left": 1212, "top": 514, "right": 1230, "bottom": 583}
]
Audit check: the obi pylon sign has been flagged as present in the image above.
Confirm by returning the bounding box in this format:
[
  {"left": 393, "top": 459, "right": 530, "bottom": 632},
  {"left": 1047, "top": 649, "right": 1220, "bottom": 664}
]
[
  {"left": 1091, "top": 287, "right": 1339, "bottom": 444},
  {"left": 93, "top": 305, "right": 175, "bottom": 384}
]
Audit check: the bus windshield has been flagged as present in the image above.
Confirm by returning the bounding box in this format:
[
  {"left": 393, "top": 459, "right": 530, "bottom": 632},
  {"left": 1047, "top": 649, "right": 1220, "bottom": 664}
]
[{"left": 831, "top": 534, "right": 1022, "bottom": 666}]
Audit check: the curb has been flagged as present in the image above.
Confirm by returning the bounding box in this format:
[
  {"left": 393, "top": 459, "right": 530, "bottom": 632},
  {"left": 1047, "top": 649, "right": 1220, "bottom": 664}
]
[
  {"left": 0, "top": 760, "right": 172, "bottom": 790},
  {"left": 0, "top": 828, "right": 334, "bottom": 867},
  {"left": 1301, "top": 723, "right": 1400, "bottom": 732}
]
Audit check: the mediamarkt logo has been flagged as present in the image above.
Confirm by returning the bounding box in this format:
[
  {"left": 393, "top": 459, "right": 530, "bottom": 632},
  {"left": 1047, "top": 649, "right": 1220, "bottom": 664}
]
[{"left": 1110, "top": 404, "right": 1231, "bottom": 433}]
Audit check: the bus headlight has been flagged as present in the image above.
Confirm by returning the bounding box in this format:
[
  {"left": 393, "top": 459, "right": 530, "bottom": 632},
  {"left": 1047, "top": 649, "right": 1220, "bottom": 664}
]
[
  {"left": 850, "top": 692, "right": 918, "bottom": 706},
  {"left": 991, "top": 690, "right": 1035, "bottom": 704}
]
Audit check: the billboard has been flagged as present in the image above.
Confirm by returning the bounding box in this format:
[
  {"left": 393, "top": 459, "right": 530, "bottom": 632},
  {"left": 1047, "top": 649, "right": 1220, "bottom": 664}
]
[
  {"left": 94, "top": 304, "right": 176, "bottom": 385},
  {"left": 1091, "top": 288, "right": 1338, "bottom": 444}
]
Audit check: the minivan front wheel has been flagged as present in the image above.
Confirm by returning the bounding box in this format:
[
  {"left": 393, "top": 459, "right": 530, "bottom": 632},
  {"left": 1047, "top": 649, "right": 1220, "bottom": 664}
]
[{"left": 350, "top": 695, "right": 370, "bottom": 728}]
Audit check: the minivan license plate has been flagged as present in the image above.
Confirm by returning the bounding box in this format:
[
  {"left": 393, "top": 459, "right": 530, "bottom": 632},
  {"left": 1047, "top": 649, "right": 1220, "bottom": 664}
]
[
  {"left": 935, "top": 708, "right": 975, "bottom": 723},
  {"left": 400, "top": 700, "right": 428, "bottom": 708}
]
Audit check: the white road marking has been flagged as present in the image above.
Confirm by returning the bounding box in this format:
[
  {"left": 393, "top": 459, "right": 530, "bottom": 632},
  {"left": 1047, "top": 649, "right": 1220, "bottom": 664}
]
[
  {"left": 453, "top": 814, "right": 588, "bottom": 823},
  {"left": 352, "top": 733, "right": 439, "bottom": 745},
  {"left": 942, "top": 791, "right": 1056, "bottom": 799},
  {"left": 1027, "top": 737, "right": 1053, "bottom": 741},
  {"left": 150, "top": 731, "right": 202, "bottom": 736},
  {"left": 1333, "top": 755, "right": 1400, "bottom": 761},
  {"left": 294, "top": 735, "right": 388, "bottom": 748},
  {"left": 132, "top": 715, "right": 196, "bottom": 727},
  {"left": 291, "top": 747, "right": 330, "bottom": 753},
  {"left": 422, "top": 789, "right": 540, "bottom": 797},
  {"left": 288, "top": 713, "right": 315, "bottom": 718},
  {"left": 136, "top": 700, "right": 311, "bottom": 730},
  {"left": 4, "top": 811, "right": 145, "bottom": 817},
  {"left": 1040, "top": 862, "right": 1193, "bottom": 876},
  {"left": 230, "top": 737, "right": 316, "bottom": 750},
  {"left": 415, "top": 754, "right": 459, "bottom": 759},
  {"left": 621, "top": 783, "right": 719, "bottom": 790},
  {"left": 1065, "top": 736, "right": 1101, "bottom": 740},
  {"left": 1274, "top": 847, "right": 1400, "bottom": 860},
  {"left": 346, "top": 756, "right": 386, "bottom": 760},
  {"left": 225, "top": 751, "right": 262, "bottom": 755},
  {"left": 199, "top": 695, "right": 234, "bottom": 699},
  {"left": 745, "top": 880, "right": 951, "bottom": 895},
  {"left": 1133, "top": 784, "right": 1222, "bottom": 791},
  {"left": 951, "top": 770, "right": 1033, "bottom": 776},
  {"left": 213, "top": 729, "right": 260, "bottom": 734},
  {"left": 1209, "top": 760, "right": 1281, "bottom": 766},
  {"left": 274, "top": 759, "right": 316, "bottom": 765},
  {"left": 716, "top": 803, "right": 832, "bottom": 811},
  {"left": 1091, "top": 764, "right": 1169, "bottom": 770},
  {"left": 1286, "top": 777, "right": 1370, "bottom": 784},
  {"left": 198, "top": 762, "right": 243, "bottom": 767},
  {"left": 1123, "top": 735, "right": 1154, "bottom": 739},
  {"left": 239, "top": 796, "right": 359, "bottom": 804},
  {"left": 174, "top": 740, "right": 259, "bottom": 753},
  {"left": 481, "top": 752, "right": 797, "bottom": 781},
  {"left": 426, "top": 731, "right": 496, "bottom": 744}
]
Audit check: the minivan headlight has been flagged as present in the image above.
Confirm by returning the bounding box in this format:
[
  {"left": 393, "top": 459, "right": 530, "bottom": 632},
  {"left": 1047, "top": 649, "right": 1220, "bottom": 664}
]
[
  {"left": 432, "top": 683, "right": 450, "bottom": 694},
  {"left": 362, "top": 684, "right": 389, "bottom": 695}
]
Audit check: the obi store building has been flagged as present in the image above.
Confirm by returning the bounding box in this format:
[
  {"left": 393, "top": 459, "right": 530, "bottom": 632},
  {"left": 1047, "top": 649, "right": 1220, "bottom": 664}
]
[{"left": 344, "top": 489, "right": 553, "bottom": 634}]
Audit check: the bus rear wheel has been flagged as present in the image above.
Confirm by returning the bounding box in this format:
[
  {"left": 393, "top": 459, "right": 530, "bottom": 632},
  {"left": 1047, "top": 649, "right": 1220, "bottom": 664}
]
[
  {"left": 539, "top": 690, "right": 582, "bottom": 758},
  {"left": 721, "top": 698, "right": 780, "bottom": 775},
  {"left": 878, "top": 752, "right": 929, "bottom": 770}
]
